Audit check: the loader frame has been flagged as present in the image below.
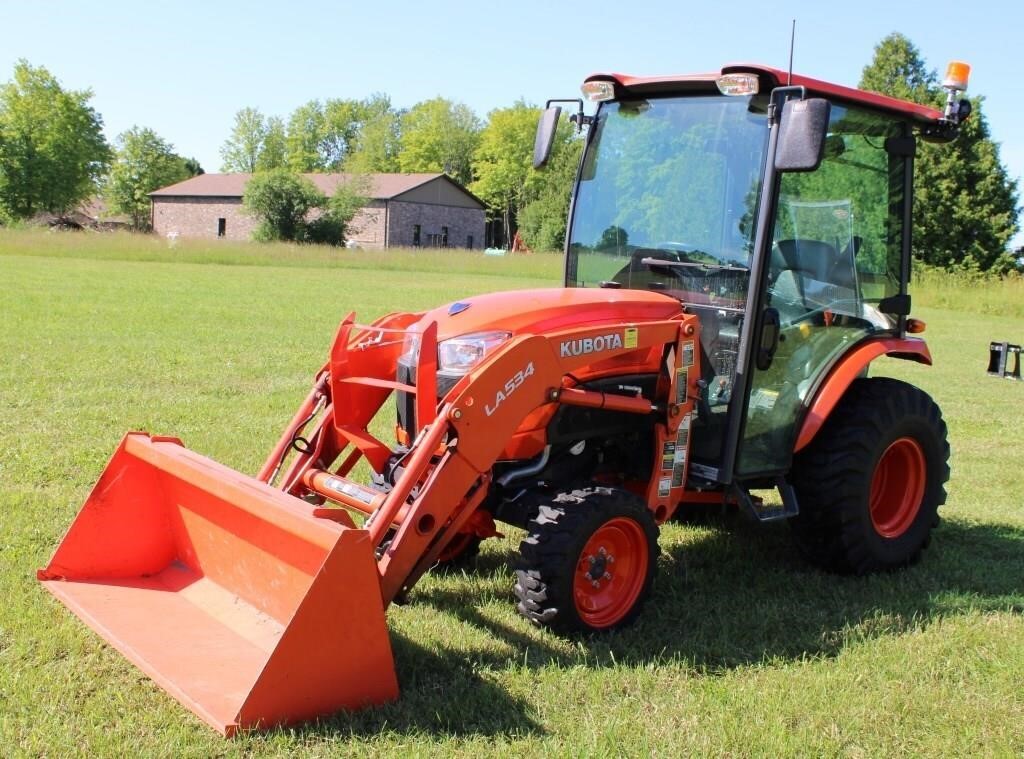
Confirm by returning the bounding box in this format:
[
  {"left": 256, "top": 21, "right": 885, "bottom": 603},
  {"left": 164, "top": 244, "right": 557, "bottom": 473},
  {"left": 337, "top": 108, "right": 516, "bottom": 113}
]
[{"left": 259, "top": 309, "right": 702, "bottom": 604}]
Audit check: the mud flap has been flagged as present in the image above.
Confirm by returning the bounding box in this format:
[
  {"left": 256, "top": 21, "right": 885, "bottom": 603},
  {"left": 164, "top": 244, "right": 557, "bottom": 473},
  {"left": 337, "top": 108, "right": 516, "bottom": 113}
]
[{"left": 38, "top": 433, "right": 399, "bottom": 736}]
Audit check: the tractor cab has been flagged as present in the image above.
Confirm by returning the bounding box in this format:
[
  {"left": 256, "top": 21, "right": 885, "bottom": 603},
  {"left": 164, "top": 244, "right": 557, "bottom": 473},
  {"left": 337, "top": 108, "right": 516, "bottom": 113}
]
[{"left": 537, "top": 64, "right": 966, "bottom": 490}]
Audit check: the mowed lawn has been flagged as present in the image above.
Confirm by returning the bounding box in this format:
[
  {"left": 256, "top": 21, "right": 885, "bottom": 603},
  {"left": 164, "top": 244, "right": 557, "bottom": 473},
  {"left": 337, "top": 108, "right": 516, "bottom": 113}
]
[{"left": 1, "top": 233, "right": 1022, "bottom": 756}]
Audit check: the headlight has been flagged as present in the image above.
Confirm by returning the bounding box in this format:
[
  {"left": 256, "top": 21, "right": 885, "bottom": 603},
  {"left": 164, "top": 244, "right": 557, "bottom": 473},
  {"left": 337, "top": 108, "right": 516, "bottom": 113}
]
[{"left": 438, "top": 331, "right": 510, "bottom": 373}]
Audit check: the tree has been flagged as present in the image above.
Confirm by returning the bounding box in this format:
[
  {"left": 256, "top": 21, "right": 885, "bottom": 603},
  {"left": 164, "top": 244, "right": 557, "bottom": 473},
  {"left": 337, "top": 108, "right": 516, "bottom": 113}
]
[
  {"left": 0, "top": 60, "right": 110, "bottom": 219},
  {"left": 471, "top": 102, "right": 557, "bottom": 247},
  {"left": 518, "top": 128, "right": 582, "bottom": 251},
  {"left": 859, "top": 34, "right": 937, "bottom": 103},
  {"left": 397, "top": 97, "right": 481, "bottom": 185},
  {"left": 915, "top": 100, "right": 1019, "bottom": 272},
  {"left": 305, "top": 174, "right": 368, "bottom": 245},
  {"left": 860, "top": 33, "right": 1019, "bottom": 271},
  {"left": 286, "top": 101, "right": 326, "bottom": 172},
  {"left": 320, "top": 98, "right": 365, "bottom": 169},
  {"left": 220, "top": 107, "right": 267, "bottom": 173},
  {"left": 344, "top": 94, "right": 401, "bottom": 173},
  {"left": 106, "top": 126, "right": 193, "bottom": 229},
  {"left": 183, "top": 157, "right": 204, "bottom": 176},
  {"left": 257, "top": 116, "right": 287, "bottom": 171},
  {"left": 242, "top": 170, "right": 325, "bottom": 241}
]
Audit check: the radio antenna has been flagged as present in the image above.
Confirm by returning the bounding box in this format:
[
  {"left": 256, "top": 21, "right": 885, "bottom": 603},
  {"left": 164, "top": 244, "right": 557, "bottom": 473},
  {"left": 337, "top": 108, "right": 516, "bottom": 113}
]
[{"left": 788, "top": 19, "right": 796, "bottom": 85}]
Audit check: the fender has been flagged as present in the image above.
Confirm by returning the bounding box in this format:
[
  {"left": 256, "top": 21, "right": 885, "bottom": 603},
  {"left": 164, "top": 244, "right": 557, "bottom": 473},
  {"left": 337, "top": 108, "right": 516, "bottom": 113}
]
[{"left": 793, "top": 337, "right": 932, "bottom": 452}]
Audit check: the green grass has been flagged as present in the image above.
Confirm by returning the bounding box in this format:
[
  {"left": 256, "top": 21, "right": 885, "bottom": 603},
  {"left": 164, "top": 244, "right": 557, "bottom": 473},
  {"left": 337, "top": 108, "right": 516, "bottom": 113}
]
[
  {"left": 912, "top": 265, "right": 1024, "bottom": 319},
  {"left": 1, "top": 232, "right": 1022, "bottom": 756}
]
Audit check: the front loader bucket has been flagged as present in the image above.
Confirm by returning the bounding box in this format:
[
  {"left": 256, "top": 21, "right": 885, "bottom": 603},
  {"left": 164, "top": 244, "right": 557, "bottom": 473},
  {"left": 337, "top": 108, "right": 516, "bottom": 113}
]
[{"left": 38, "top": 433, "right": 398, "bottom": 736}]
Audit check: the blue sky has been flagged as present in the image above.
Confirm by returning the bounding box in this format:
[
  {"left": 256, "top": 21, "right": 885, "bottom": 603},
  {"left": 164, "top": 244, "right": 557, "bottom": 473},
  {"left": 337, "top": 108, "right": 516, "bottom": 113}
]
[{"left": 2, "top": 0, "right": 1020, "bottom": 245}]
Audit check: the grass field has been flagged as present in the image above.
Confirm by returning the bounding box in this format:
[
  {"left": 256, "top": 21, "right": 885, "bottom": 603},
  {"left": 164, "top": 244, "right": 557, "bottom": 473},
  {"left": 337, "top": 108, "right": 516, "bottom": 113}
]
[{"left": 2, "top": 230, "right": 1022, "bottom": 756}]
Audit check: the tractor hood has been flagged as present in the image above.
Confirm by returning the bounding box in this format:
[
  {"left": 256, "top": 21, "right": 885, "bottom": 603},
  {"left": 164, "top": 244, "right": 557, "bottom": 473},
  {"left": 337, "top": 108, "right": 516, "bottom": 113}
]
[{"left": 416, "top": 287, "right": 682, "bottom": 340}]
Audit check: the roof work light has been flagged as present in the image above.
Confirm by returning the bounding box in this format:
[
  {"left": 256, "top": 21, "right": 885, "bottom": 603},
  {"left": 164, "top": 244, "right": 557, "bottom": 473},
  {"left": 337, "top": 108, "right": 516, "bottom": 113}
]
[
  {"left": 716, "top": 73, "right": 760, "bottom": 96},
  {"left": 581, "top": 81, "right": 615, "bottom": 102}
]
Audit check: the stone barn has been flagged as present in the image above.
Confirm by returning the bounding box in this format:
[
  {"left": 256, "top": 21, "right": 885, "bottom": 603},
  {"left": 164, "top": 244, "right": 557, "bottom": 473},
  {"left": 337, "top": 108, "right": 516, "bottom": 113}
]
[{"left": 149, "top": 172, "right": 486, "bottom": 248}]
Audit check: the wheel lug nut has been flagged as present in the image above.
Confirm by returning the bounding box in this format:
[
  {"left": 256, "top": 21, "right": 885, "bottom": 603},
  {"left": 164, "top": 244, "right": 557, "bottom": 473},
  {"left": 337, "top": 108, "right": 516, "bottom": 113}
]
[
  {"left": 592, "top": 580, "right": 600, "bottom": 588},
  {"left": 607, "top": 555, "right": 615, "bottom": 564},
  {"left": 603, "top": 572, "right": 612, "bottom": 580},
  {"left": 598, "top": 547, "right": 607, "bottom": 556}
]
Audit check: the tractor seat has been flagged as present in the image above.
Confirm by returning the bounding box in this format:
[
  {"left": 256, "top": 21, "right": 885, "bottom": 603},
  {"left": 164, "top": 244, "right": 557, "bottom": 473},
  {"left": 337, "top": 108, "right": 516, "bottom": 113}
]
[{"left": 770, "top": 239, "right": 858, "bottom": 319}]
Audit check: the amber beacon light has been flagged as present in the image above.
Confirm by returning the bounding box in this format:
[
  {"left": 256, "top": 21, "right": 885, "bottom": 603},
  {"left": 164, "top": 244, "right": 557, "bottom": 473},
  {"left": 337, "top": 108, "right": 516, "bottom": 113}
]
[{"left": 942, "top": 61, "right": 971, "bottom": 91}]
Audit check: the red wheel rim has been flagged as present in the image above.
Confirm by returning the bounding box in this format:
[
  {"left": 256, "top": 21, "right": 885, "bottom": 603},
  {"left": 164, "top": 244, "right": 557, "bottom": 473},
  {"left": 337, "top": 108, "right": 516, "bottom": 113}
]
[
  {"left": 869, "top": 437, "right": 926, "bottom": 538},
  {"left": 573, "top": 517, "right": 649, "bottom": 628}
]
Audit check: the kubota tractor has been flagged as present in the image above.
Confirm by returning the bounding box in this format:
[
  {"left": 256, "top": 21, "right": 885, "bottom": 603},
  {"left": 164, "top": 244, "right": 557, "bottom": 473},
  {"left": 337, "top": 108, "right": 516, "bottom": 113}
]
[{"left": 39, "top": 62, "right": 970, "bottom": 735}]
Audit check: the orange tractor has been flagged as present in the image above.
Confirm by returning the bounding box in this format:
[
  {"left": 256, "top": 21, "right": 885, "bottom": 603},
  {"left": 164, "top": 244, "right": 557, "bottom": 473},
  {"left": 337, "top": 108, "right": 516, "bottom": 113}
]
[{"left": 40, "top": 62, "right": 970, "bottom": 734}]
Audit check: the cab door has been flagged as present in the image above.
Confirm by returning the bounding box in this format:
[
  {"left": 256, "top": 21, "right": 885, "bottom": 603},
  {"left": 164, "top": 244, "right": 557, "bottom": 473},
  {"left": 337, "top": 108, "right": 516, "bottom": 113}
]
[{"left": 732, "top": 103, "right": 912, "bottom": 479}]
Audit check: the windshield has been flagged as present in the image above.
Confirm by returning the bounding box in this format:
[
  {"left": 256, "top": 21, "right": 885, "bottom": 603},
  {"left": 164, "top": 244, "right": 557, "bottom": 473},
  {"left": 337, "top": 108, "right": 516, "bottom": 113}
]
[{"left": 566, "top": 93, "right": 769, "bottom": 302}]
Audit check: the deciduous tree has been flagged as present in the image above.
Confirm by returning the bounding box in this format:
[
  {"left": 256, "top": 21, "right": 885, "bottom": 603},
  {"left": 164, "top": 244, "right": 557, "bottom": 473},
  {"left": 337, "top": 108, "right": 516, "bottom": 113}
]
[
  {"left": 0, "top": 60, "right": 110, "bottom": 218},
  {"left": 183, "top": 157, "right": 204, "bottom": 176},
  {"left": 345, "top": 94, "right": 401, "bottom": 173},
  {"left": 243, "top": 170, "right": 325, "bottom": 242},
  {"left": 106, "top": 126, "right": 193, "bottom": 229},
  {"left": 220, "top": 107, "right": 267, "bottom": 173},
  {"left": 470, "top": 103, "right": 539, "bottom": 246},
  {"left": 518, "top": 133, "right": 582, "bottom": 251},
  {"left": 305, "top": 174, "right": 369, "bottom": 245},
  {"left": 320, "top": 98, "right": 364, "bottom": 169},
  {"left": 397, "top": 97, "right": 481, "bottom": 185},
  {"left": 286, "top": 101, "right": 326, "bottom": 172},
  {"left": 257, "top": 116, "right": 287, "bottom": 171}
]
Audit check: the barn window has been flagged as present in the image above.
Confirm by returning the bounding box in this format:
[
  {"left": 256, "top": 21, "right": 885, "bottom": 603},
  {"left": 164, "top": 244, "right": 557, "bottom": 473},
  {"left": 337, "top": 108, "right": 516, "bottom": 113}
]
[
  {"left": 217, "top": 218, "right": 226, "bottom": 237},
  {"left": 412, "top": 224, "right": 421, "bottom": 247},
  {"left": 441, "top": 226, "right": 449, "bottom": 248},
  {"left": 466, "top": 235, "right": 473, "bottom": 249}
]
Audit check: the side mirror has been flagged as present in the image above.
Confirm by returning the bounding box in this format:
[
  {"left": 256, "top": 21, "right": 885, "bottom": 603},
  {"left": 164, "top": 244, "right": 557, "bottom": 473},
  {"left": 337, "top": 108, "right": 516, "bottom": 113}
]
[
  {"left": 533, "top": 106, "right": 562, "bottom": 169},
  {"left": 775, "top": 98, "right": 830, "bottom": 172}
]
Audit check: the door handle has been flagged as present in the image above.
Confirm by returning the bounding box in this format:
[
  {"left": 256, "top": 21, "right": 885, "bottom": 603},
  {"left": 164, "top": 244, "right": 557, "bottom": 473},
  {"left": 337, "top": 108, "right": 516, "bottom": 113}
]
[{"left": 756, "top": 307, "right": 781, "bottom": 370}]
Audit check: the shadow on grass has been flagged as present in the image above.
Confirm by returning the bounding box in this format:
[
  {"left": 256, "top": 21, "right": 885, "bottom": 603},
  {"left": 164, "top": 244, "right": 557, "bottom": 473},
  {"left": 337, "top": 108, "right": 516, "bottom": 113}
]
[
  {"left": 416, "top": 516, "right": 1024, "bottom": 673},
  {"left": 287, "top": 631, "right": 543, "bottom": 741},
  {"left": 281, "top": 517, "right": 1022, "bottom": 742}
]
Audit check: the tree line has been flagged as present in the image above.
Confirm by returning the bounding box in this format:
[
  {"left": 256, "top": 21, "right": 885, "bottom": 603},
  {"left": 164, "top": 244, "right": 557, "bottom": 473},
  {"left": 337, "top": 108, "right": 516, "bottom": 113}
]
[
  {"left": 0, "top": 35, "right": 1019, "bottom": 269},
  {"left": 218, "top": 95, "right": 580, "bottom": 250}
]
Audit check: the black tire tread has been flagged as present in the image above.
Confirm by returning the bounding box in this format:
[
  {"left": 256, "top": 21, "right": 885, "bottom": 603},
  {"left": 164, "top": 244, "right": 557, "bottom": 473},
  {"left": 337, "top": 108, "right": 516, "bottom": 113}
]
[
  {"left": 789, "top": 377, "right": 950, "bottom": 574},
  {"left": 514, "top": 485, "right": 659, "bottom": 633}
]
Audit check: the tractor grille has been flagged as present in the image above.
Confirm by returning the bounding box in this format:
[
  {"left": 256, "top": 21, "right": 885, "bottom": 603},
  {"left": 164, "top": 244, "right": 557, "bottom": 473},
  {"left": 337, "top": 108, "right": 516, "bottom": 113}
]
[{"left": 396, "top": 356, "right": 461, "bottom": 437}]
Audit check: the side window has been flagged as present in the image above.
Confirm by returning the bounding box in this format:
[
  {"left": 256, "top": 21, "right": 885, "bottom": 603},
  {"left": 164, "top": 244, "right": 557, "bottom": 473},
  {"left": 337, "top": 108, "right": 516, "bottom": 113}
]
[{"left": 770, "top": 105, "right": 905, "bottom": 329}]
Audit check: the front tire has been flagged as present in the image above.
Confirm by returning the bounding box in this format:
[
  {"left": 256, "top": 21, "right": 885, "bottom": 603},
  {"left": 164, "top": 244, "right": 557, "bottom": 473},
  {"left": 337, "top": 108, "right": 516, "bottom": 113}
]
[
  {"left": 790, "top": 377, "right": 950, "bottom": 574},
  {"left": 514, "top": 486, "right": 659, "bottom": 634}
]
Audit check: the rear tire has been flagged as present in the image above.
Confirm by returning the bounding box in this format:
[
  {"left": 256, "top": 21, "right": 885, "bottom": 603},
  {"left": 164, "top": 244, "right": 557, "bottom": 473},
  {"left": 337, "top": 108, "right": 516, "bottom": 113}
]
[
  {"left": 790, "top": 377, "right": 949, "bottom": 574},
  {"left": 514, "top": 485, "right": 659, "bottom": 634}
]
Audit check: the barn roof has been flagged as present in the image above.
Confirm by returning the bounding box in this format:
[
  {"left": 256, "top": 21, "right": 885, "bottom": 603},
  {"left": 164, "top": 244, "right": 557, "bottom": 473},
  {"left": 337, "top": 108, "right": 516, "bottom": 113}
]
[{"left": 150, "top": 172, "right": 484, "bottom": 207}]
